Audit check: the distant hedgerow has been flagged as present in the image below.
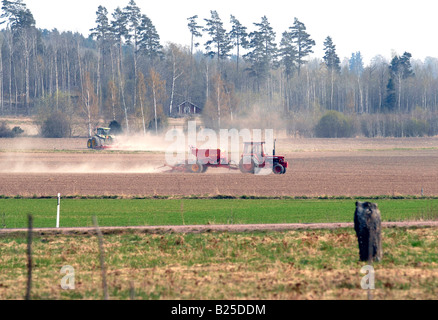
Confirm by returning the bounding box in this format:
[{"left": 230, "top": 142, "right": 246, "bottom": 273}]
[
  {"left": 40, "top": 112, "right": 71, "bottom": 138},
  {"left": 315, "top": 111, "right": 355, "bottom": 138}
]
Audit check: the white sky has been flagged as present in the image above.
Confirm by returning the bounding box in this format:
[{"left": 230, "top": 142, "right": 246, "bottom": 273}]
[{"left": 24, "top": 0, "right": 438, "bottom": 65}]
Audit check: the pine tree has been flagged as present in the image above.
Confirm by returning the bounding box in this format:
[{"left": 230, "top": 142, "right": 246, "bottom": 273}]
[
  {"left": 90, "top": 6, "right": 111, "bottom": 45},
  {"left": 389, "top": 52, "right": 414, "bottom": 79},
  {"left": 279, "top": 30, "right": 298, "bottom": 112},
  {"left": 384, "top": 77, "right": 396, "bottom": 111},
  {"left": 0, "top": 0, "right": 28, "bottom": 30},
  {"left": 138, "top": 14, "right": 163, "bottom": 60},
  {"left": 279, "top": 31, "right": 298, "bottom": 80},
  {"left": 229, "top": 15, "right": 248, "bottom": 73},
  {"left": 323, "top": 36, "right": 340, "bottom": 110},
  {"left": 90, "top": 5, "right": 112, "bottom": 118},
  {"left": 349, "top": 51, "right": 364, "bottom": 76},
  {"left": 123, "top": 0, "right": 142, "bottom": 112},
  {"left": 288, "top": 18, "right": 315, "bottom": 75},
  {"left": 203, "top": 10, "right": 232, "bottom": 63},
  {"left": 187, "top": 15, "right": 203, "bottom": 56},
  {"left": 124, "top": 0, "right": 141, "bottom": 47},
  {"left": 323, "top": 36, "right": 340, "bottom": 73},
  {"left": 387, "top": 52, "right": 414, "bottom": 112},
  {"left": 244, "top": 16, "right": 277, "bottom": 87},
  {"left": 111, "top": 7, "right": 129, "bottom": 133}
]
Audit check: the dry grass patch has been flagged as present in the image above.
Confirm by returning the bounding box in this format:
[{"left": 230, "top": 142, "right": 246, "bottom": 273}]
[{"left": 0, "top": 228, "right": 437, "bottom": 300}]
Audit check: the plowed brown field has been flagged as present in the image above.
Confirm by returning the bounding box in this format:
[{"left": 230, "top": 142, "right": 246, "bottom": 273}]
[{"left": 0, "top": 137, "right": 437, "bottom": 197}]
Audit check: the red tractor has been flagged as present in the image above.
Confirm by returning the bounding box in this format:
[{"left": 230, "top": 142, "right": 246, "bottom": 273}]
[
  {"left": 160, "top": 140, "right": 288, "bottom": 175},
  {"left": 239, "top": 141, "right": 288, "bottom": 175}
]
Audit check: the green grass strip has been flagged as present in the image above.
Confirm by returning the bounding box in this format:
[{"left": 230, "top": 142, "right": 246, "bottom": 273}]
[{"left": 0, "top": 198, "right": 437, "bottom": 229}]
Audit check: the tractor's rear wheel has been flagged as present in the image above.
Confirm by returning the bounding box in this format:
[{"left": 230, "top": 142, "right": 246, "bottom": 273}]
[
  {"left": 91, "top": 138, "right": 98, "bottom": 149},
  {"left": 239, "top": 157, "right": 258, "bottom": 174}
]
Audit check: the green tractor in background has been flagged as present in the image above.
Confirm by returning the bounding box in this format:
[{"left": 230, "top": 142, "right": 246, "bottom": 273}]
[{"left": 87, "top": 127, "right": 117, "bottom": 149}]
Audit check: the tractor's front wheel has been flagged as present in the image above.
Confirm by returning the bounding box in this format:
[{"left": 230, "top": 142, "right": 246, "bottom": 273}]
[
  {"left": 273, "top": 164, "right": 285, "bottom": 175},
  {"left": 87, "top": 139, "right": 92, "bottom": 149}
]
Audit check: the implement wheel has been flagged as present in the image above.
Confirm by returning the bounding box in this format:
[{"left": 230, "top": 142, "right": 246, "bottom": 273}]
[{"left": 188, "top": 162, "right": 204, "bottom": 174}]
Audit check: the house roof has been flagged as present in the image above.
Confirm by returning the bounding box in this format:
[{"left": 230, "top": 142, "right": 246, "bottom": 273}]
[{"left": 178, "top": 101, "right": 201, "bottom": 109}]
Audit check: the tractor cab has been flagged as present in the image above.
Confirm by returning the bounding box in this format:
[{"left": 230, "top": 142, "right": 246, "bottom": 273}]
[
  {"left": 243, "top": 142, "right": 266, "bottom": 160},
  {"left": 96, "top": 127, "right": 112, "bottom": 138},
  {"left": 240, "top": 141, "right": 288, "bottom": 175}
]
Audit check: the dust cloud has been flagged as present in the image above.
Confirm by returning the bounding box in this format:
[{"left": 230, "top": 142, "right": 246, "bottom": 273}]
[
  {"left": 111, "top": 133, "right": 173, "bottom": 152},
  {"left": 0, "top": 157, "right": 161, "bottom": 174}
]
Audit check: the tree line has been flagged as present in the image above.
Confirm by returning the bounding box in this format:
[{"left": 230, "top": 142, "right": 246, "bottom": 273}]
[{"left": 1, "top": 0, "right": 438, "bottom": 137}]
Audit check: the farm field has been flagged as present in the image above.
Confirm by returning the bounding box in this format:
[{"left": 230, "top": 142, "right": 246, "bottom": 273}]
[
  {"left": 0, "top": 136, "right": 437, "bottom": 301},
  {"left": 1, "top": 136, "right": 437, "bottom": 152},
  {"left": 0, "top": 137, "right": 437, "bottom": 198},
  {"left": 0, "top": 228, "right": 437, "bottom": 300}
]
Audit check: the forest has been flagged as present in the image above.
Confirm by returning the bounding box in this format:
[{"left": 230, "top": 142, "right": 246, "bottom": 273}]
[{"left": 1, "top": 0, "right": 438, "bottom": 138}]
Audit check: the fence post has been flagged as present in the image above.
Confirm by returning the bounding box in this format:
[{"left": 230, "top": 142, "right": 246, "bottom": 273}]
[
  {"left": 25, "top": 214, "right": 33, "bottom": 300},
  {"left": 56, "top": 193, "right": 61, "bottom": 228},
  {"left": 93, "top": 216, "right": 109, "bottom": 300}
]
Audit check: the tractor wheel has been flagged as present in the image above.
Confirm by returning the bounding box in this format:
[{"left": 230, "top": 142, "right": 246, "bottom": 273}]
[
  {"left": 273, "top": 164, "right": 285, "bottom": 175},
  {"left": 87, "top": 139, "right": 92, "bottom": 149},
  {"left": 201, "top": 165, "right": 209, "bottom": 173},
  {"left": 91, "top": 137, "right": 100, "bottom": 149}
]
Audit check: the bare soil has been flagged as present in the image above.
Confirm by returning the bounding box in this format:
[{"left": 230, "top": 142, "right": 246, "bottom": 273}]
[
  {"left": 1, "top": 136, "right": 437, "bottom": 151},
  {"left": 0, "top": 137, "right": 437, "bottom": 197},
  {"left": 0, "top": 150, "right": 437, "bottom": 197}
]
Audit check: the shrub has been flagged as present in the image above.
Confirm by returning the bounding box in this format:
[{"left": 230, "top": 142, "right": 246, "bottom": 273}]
[
  {"left": 40, "top": 112, "right": 71, "bottom": 138},
  {"left": 315, "top": 111, "right": 355, "bottom": 138},
  {"left": 109, "top": 120, "right": 123, "bottom": 135},
  {"left": 12, "top": 126, "right": 24, "bottom": 136},
  {"left": 0, "top": 122, "right": 24, "bottom": 138},
  {"left": 404, "top": 119, "right": 429, "bottom": 137},
  {"left": 0, "top": 121, "right": 14, "bottom": 138}
]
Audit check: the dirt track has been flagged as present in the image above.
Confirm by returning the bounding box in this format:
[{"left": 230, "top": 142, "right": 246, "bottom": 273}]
[{"left": 2, "top": 221, "right": 438, "bottom": 236}]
